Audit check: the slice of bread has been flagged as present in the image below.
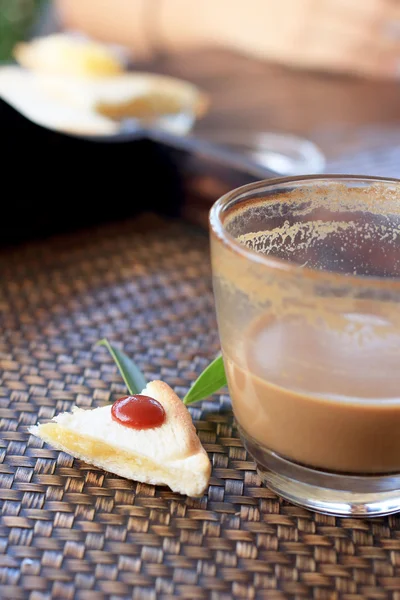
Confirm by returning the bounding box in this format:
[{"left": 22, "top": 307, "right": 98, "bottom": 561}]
[
  {"left": 29, "top": 381, "right": 211, "bottom": 497},
  {"left": 36, "top": 72, "right": 209, "bottom": 120},
  {"left": 14, "top": 34, "right": 124, "bottom": 77}
]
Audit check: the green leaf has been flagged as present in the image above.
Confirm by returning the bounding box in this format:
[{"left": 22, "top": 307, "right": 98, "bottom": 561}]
[
  {"left": 96, "top": 338, "right": 147, "bottom": 395},
  {"left": 183, "top": 354, "right": 227, "bottom": 405}
]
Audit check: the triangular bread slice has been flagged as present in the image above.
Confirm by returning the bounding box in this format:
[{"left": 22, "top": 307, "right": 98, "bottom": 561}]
[{"left": 29, "top": 381, "right": 211, "bottom": 497}]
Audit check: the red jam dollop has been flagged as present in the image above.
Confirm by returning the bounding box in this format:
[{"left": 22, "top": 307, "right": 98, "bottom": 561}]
[{"left": 111, "top": 395, "right": 166, "bottom": 430}]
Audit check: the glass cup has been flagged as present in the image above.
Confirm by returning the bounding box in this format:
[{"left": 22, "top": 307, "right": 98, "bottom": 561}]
[{"left": 209, "top": 175, "right": 400, "bottom": 517}]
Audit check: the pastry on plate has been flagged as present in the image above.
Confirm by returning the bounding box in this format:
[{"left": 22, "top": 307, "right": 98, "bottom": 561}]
[
  {"left": 14, "top": 33, "right": 125, "bottom": 77},
  {"left": 29, "top": 380, "right": 211, "bottom": 497},
  {"left": 9, "top": 33, "right": 208, "bottom": 135}
]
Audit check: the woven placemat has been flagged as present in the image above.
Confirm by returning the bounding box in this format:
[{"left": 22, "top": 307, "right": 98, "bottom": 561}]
[{"left": 1, "top": 215, "right": 400, "bottom": 600}]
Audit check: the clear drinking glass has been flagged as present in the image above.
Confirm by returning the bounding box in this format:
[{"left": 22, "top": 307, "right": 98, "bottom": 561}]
[{"left": 209, "top": 175, "right": 400, "bottom": 517}]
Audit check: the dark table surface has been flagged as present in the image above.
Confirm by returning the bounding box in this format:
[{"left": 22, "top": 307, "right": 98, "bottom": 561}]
[
  {"left": 3, "top": 214, "right": 400, "bottom": 600},
  {"left": 144, "top": 47, "right": 400, "bottom": 178}
]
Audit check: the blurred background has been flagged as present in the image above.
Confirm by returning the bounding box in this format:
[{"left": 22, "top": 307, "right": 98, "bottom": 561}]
[
  {"left": 2, "top": 0, "right": 400, "bottom": 77},
  {"left": 1, "top": 0, "right": 400, "bottom": 185}
]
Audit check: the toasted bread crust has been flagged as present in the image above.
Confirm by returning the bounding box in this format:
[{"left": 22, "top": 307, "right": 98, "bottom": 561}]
[{"left": 144, "top": 380, "right": 205, "bottom": 458}]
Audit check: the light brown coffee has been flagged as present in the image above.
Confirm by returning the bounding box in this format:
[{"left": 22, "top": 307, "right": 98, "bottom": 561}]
[{"left": 224, "top": 311, "right": 400, "bottom": 474}]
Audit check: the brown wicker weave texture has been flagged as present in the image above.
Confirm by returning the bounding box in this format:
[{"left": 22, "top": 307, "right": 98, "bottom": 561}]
[{"left": 1, "top": 216, "right": 400, "bottom": 600}]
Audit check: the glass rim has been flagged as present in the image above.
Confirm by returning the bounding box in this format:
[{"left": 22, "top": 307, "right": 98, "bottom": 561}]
[{"left": 209, "top": 174, "right": 400, "bottom": 290}]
